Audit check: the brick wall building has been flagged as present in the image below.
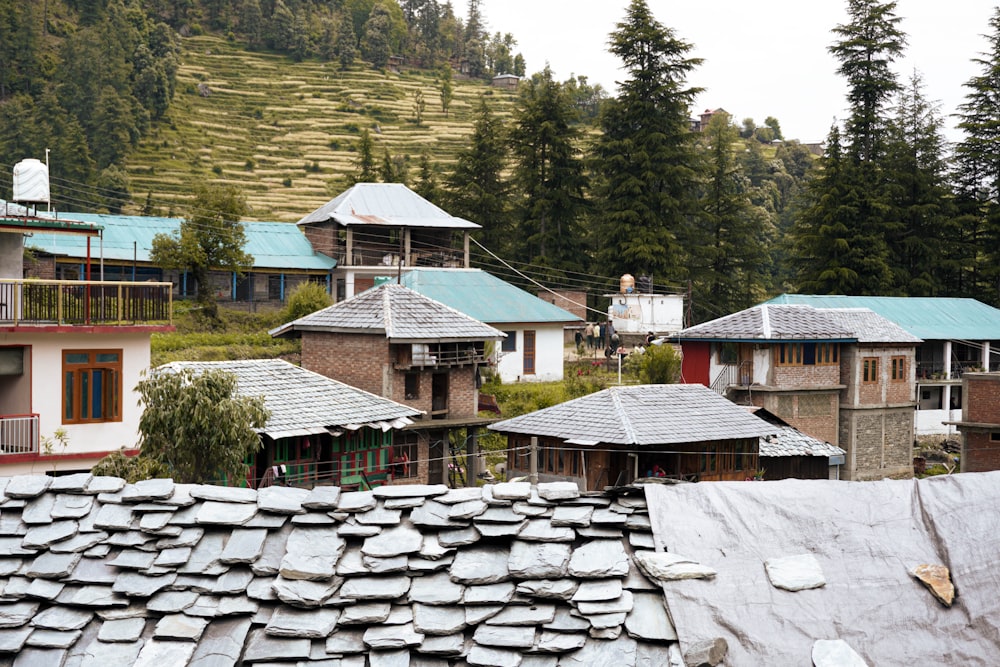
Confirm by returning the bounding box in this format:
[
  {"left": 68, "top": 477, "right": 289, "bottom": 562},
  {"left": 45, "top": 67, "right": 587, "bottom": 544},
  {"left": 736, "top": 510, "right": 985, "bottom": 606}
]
[{"left": 949, "top": 372, "right": 1000, "bottom": 473}]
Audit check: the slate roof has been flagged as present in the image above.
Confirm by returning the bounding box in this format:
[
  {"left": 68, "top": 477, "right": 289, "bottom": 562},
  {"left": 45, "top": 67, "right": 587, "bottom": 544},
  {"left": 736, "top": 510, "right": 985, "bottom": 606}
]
[
  {"left": 398, "top": 269, "right": 581, "bottom": 325},
  {"left": 0, "top": 475, "right": 680, "bottom": 666},
  {"left": 675, "top": 305, "right": 857, "bottom": 342},
  {"left": 489, "top": 384, "right": 776, "bottom": 446},
  {"left": 765, "top": 293, "right": 1000, "bottom": 341},
  {"left": 297, "top": 183, "right": 481, "bottom": 230},
  {"left": 158, "top": 360, "right": 421, "bottom": 440},
  {"left": 270, "top": 283, "right": 506, "bottom": 344},
  {"left": 22, "top": 213, "right": 337, "bottom": 271},
  {"left": 819, "top": 308, "right": 922, "bottom": 345},
  {"left": 749, "top": 408, "right": 846, "bottom": 458}
]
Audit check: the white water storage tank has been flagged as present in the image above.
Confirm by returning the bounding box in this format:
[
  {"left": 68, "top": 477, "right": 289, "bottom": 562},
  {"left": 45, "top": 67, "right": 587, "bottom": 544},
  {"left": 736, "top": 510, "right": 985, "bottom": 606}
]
[{"left": 12, "top": 158, "right": 50, "bottom": 205}]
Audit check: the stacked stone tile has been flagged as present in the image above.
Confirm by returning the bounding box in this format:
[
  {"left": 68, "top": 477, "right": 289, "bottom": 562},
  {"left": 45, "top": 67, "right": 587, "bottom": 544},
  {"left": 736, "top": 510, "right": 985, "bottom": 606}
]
[{"left": 0, "top": 475, "right": 680, "bottom": 666}]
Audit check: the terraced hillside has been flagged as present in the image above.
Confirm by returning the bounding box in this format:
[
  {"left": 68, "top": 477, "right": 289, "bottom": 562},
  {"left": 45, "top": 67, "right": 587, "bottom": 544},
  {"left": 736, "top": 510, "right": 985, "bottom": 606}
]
[{"left": 128, "top": 35, "right": 518, "bottom": 222}]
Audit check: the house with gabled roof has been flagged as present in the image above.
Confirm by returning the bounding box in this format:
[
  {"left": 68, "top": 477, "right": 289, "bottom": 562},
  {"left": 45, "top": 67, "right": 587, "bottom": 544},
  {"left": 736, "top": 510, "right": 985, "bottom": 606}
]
[
  {"left": 296, "top": 183, "right": 480, "bottom": 300},
  {"left": 764, "top": 294, "right": 1000, "bottom": 436},
  {"left": 157, "top": 359, "right": 421, "bottom": 489},
  {"left": 675, "top": 304, "right": 920, "bottom": 480},
  {"left": 490, "top": 384, "right": 777, "bottom": 489},
  {"left": 0, "top": 208, "right": 174, "bottom": 475},
  {"left": 750, "top": 407, "right": 846, "bottom": 480},
  {"left": 21, "top": 212, "right": 336, "bottom": 307},
  {"left": 272, "top": 282, "right": 504, "bottom": 485},
  {"left": 397, "top": 268, "right": 580, "bottom": 382}
]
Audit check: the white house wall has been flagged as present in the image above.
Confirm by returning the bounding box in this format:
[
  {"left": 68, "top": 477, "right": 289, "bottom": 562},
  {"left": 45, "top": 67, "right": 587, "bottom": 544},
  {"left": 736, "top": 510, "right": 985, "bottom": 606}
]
[
  {"left": 495, "top": 326, "right": 564, "bottom": 382},
  {"left": 0, "top": 330, "right": 150, "bottom": 474}
]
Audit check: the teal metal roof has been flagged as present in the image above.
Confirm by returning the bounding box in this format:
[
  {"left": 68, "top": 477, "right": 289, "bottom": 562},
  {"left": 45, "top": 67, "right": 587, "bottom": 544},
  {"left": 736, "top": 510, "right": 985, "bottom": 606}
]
[
  {"left": 764, "top": 294, "right": 1000, "bottom": 341},
  {"left": 397, "top": 268, "right": 580, "bottom": 325},
  {"left": 24, "top": 213, "right": 336, "bottom": 271}
]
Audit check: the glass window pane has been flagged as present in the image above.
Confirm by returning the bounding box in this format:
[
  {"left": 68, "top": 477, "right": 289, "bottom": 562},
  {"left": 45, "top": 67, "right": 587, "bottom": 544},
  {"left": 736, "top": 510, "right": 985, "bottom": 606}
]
[
  {"left": 91, "top": 370, "right": 104, "bottom": 419},
  {"left": 96, "top": 353, "right": 119, "bottom": 363},
  {"left": 65, "top": 372, "right": 74, "bottom": 420},
  {"left": 66, "top": 353, "right": 90, "bottom": 364},
  {"left": 81, "top": 372, "right": 90, "bottom": 419}
]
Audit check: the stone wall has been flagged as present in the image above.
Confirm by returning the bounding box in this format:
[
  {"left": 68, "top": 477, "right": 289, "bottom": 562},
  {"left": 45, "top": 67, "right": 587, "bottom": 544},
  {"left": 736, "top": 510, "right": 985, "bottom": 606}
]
[{"left": 839, "top": 406, "right": 914, "bottom": 480}]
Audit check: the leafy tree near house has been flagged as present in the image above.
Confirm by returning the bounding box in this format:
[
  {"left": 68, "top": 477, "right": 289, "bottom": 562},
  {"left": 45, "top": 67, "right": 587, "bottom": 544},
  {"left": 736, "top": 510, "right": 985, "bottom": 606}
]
[
  {"left": 131, "top": 368, "right": 269, "bottom": 485},
  {"left": 361, "top": 3, "right": 392, "bottom": 69},
  {"left": 334, "top": 11, "right": 357, "bottom": 69},
  {"left": 350, "top": 129, "right": 379, "bottom": 183},
  {"left": 438, "top": 64, "right": 454, "bottom": 116},
  {"left": 508, "top": 67, "right": 589, "bottom": 277},
  {"left": 591, "top": 0, "right": 704, "bottom": 285},
  {"left": 150, "top": 184, "right": 252, "bottom": 323}
]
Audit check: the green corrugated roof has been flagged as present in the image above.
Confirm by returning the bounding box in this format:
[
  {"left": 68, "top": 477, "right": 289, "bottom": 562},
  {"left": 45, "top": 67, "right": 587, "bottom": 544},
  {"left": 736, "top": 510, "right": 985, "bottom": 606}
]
[
  {"left": 763, "top": 294, "right": 1000, "bottom": 340},
  {"left": 24, "top": 213, "right": 336, "bottom": 271},
  {"left": 397, "top": 268, "right": 580, "bottom": 325}
]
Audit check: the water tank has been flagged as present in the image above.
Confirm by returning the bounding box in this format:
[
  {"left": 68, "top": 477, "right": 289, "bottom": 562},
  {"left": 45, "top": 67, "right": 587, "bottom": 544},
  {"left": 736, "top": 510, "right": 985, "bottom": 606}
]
[
  {"left": 619, "top": 274, "right": 635, "bottom": 294},
  {"left": 12, "top": 159, "right": 50, "bottom": 205}
]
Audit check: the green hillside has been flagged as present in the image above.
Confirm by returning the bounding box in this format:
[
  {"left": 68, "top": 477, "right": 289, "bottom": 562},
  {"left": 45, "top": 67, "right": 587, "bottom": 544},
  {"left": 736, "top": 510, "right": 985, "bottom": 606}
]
[{"left": 129, "top": 35, "right": 517, "bottom": 222}]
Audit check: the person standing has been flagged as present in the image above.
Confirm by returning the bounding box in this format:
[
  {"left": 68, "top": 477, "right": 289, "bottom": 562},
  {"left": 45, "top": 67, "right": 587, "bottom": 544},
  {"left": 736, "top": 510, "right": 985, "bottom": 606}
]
[
  {"left": 598, "top": 321, "right": 606, "bottom": 350},
  {"left": 585, "top": 322, "right": 595, "bottom": 349}
]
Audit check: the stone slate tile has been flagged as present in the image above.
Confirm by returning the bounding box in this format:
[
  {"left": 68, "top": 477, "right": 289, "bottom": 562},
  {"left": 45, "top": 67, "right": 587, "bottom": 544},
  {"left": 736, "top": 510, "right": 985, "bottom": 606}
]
[
  {"left": 340, "top": 575, "right": 410, "bottom": 600},
  {"left": 339, "top": 602, "right": 391, "bottom": 626},
  {"left": 93, "top": 505, "right": 134, "bottom": 531},
  {"left": 0, "top": 577, "right": 29, "bottom": 600},
  {"left": 302, "top": 486, "right": 342, "bottom": 510},
  {"left": 21, "top": 495, "right": 55, "bottom": 525},
  {"left": 25, "top": 578, "right": 63, "bottom": 601},
  {"left": 625, "top": 513, "right": 651, "bottom": 531},
  {"left": 23, "top": 521, "right": 79, "bottom": 550},
  {"left": 26, "top": 628, "right": 81, "bottom": 649},
  {"left": 65, "top": 557, "right": 117, "bottom": 586},
  {"left": 409, "top": 572, "right": 464, "bottom": 605},
  {"left": 490, "top": 483, "right": 532, "bottom": 501},
  {"left": 520, "top": 657, "right": 559, "bottom": 667},
  {"left": 383, "top": 497, "right": 426, "bottom": 510},
  {"left": 121, "top": 479, "right": 175, "bottom": 503},
  {"left": 483, "top": 603, "right": 555, "bottom": 627},
  {"left": 464, "top": 582, "right": 515, "bottom": 606},
  {"left": 187, "top": 617, "right": 252, "bottom": 667},
  {"left": 535, "top": 630, "right": 587, "bottom": 653},
  {"left": 0, "top": 514, "right": 26, "bottom": 537},
  {"left": 475, "top": 507, "right": 525, "bottom": 524},
  {"left": 560, "top": 635, "right": 637, "bottom": 665},
  {"left": 325, "top": 628, "right": 367, "bottom": 654},
  {"left": 265, "top": 607, "right": 340, "bottom": 639},
  {"left": 369, "top": 648, "right": 412, "bottom": 667},
  {"left": 106, "top": 532, "right": 150, "bottom": 548},
  {"left": 213, "top": 568, "right": 254, "bottom": 595},
  {"left": 217, "top": 595, "right": 258, "bottom": 617},
  {"left": 356, "top": 507, "right": 402, "bottom": 526},
  {"left": 516, "top": 579, "right": 579, "bottom": 601},
  {"left": 384, "top": 605, "right": 413, "bottom": 626},
  {"left": 179, "top": 532, "right": 227, "bottom": 575},
  {"left": 410, "top": 501, "right": 469, "bottom": 529},
  {"left": 279, "top": 527, "right": 345, "bottom": 581},
  {"left": 336, "top": 547, "right": 372, "bottom": 576},
  {"left": 362, "top": 524, "right": 423, "bottom": 558},
  {"left": 220, "top": 528, "right": 268, "bottom": 565},
  {"left": 196, "top": 502, "right": 257, "bottom": 526},
  {"left": 98, "top": 617, "right": 146, "bottom": 643},
  {"left": 77, "top": 637, "right": 145, "bottom": 667},
  {"left": 467, "top": 645, "right": 522, "bottom": 667},
  {"left": 584, "top": 611, "right": 628, "bottom": 630},
  {"left": 154, "top": 614, "right": 209, "bottom": 641},
  {"left": 147, "top": 590, "right": 199, "bottom": 614},
  {"left": 138, "top": 513, "right": 173, "bottom": 533},
  {"left": 537, "top": 482, "right": 580, "bottom": 501},
  {"left": 363, "top": 555, "right": 408, "bottom": 575},
  {"left": 0, "top": 538, "right": 33, "bottom": 558},
  {"left": 244, "top": 628, "right": 312, "bottom": 661},
  {"left": 364, "top": 622, "right": 424, "bottom": 649},
  {"left": 624, "top": 593, "right": 676, "bottom": 642},
  {"left": 291, "top": 513, "right": 336, "bottom": 525},
  {"left": 564, "top": 496, "right": 611, "bottom": 507},
  {"left": 49, "top": 531, "right": 108, "bottom": 555},
  {"left": 185, "top": 595, "right": 223, "bottom": 618},
  {"left": 516, "top": 520, "right": 575, "bottom": 543},
  {"left": 408, "top": 556, "right": 454, "bottom": 574},
  {"left": 572, "top": 579, "right": 624, "bottom": 603},
  {"left": 465, "top": 605, "right": 503, "bottom": 625},
  {"left": 132, "top": 639, "right": 197, "bottom": 667},
  {"left": 449, "top": 547, "right": 510, "bottom": 585},
  {"left": 591, "top": 509, "right": 628, "bottom": 526},
  {"left": 437, "top": 527, "right": 479, "bottom": 548},
  {"left": 0, "top": 601, "right": 38, "bottom": 628},
  {"left": 107, "top": 550, "right": 156, "bottom": 570},
  {"left": 271, "top": 575, "right": 344, "bottom": 608},
  {"left": 576, "top": 591, "right": 635, "bottom": 616},
  {"left": 51, "top": 495, "right": 94, "bottom": 520},
  {"left": 5, "top": 477, "right": 50, "bottom": 499},
  {"left": 95, "top": 602, "right": 147, "bottom": 620},
  {"left": 412, "top": 604, "right": 466, "bottom": 636},
  {"left": 85, "top": 477, "right": 126, "bottom": 495},
  {"left": 551, "top": 506, "right": 593, "bottom": 528},
  {"left": 434, "top": 488, "right": 484, "bottom": 505},
  {"left": 373, "top": 485, "right": 448, "bottom": 499},
  {"left": 246, "top": 577, "right": 278, "bottom": 602},
  {"left": 567, "top": 540, "right": 629, "bottom": 579},
  {"left": 155, "top": 527, "right": 203, "bottom": 550},
  {"left": 475, "top": 521, "right": 528, "bottom": 539},
  {"left": 165, "top": 504, "right": 201, "bottom": 527},
  {"left": 189, "top": 485, "right": 257, "bottom": 504},
  {"left": 474, "top": 624, "right": 535, "bottom": 649},
  {"left": 448, "top": 500, "right": 487, "bottom": 520},
  {"left": 338, "top": 492, "right": 377, "bottom": 513},
  {"left": 256, "top": 486, "right": 310, "bottom": 515},
  {"left": 55, "top": 585, "right": 126, "bottom": 608},
  {"left": 0, "top": 560, "right": 22, "bottom": 579},
  {"left": 337, "top": 521, "right": 382, "bottom": 538},
  {"left": 512, "top": 502, "right": 550, "bottom": 518},
  {"left": 416, "top": 632, "right": 464, "bottom": 656},
  {"left": 628, "top": 532, "right": 655, "bottom": 550},
  {"left": 0, "top": 627, "right": 32, "bottom": 652},
  {"left": 82, "top": 545, "right": 110, "bottom": 558},
  {"left": 111, "top": 571, "right": 176, "bottom": 597},
  {"left": 508, "top": 542, "right": 571, "bottom": 580},
  {"left": 27, "top": 553, "right": 80, "bottom": 580},
  {"left": 153, "top": 546, "right": 192, "bottom": 568}
]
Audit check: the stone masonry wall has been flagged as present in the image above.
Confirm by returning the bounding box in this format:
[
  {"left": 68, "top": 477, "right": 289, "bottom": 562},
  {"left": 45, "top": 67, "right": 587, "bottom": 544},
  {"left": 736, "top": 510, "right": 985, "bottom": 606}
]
[{"left": 840, "top": 406, "right": 914, "bottom": 481}]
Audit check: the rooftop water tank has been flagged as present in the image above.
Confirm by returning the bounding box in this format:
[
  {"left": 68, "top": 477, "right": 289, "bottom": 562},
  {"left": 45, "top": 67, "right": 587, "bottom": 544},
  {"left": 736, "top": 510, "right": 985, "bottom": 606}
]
[
  {"left": 619, "top": 274, "right": 635, "bottom": 294},
  {"left": 12, "top": 158, "right": 50, "bottom": 205}
]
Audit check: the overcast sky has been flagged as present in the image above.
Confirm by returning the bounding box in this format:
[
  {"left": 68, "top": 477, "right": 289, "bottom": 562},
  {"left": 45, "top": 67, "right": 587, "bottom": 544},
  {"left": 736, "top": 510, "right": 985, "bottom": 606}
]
[{"left": 478, "top": 0, "right": 997, "bottom": 145}]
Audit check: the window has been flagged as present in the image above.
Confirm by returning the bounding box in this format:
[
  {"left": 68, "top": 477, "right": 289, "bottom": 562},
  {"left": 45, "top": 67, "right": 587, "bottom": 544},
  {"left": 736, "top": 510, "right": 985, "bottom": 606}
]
[
  {"left": 777, "top": 343, "right": 803, "bottom": 366},
  {"left": 891, "top": 356, "right": 906, "bottom": 381},
  {"left": 718, "top": 342, "right": 738, "bottom": 365},
  {"left": 391, "top": 435, "right": 418, "bottom": 479},
  {"left": 991, "top": 432, "right": 1000, "bottom": 442},
  {"left": 863, "top": 357, "right": 879, "bottom": 383},
  {"left": 816, "top": 343, "right": 839, "bottom": 365},
  {"left": 404, "top": 373, "right": 420, "bottom": 400},
  {"left": 501, "top": 331, "right": 517, "bottom": 352},
  {"left": 268, "top": 275, "right": 284, "bottom": 301},
  {"left": 63, "top": 350, "right": 122, "bottom": 424}
]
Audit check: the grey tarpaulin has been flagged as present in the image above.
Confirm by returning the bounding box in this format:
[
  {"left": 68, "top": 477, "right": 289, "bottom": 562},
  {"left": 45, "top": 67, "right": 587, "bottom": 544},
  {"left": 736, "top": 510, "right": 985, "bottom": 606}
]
[{"left": 644, "top": 473, "right": 1000, "bottom": 665}]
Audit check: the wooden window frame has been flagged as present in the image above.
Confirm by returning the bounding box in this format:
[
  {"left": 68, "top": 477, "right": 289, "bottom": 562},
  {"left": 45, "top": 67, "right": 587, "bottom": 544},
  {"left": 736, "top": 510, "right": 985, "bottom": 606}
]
[
  {"left": 776, "top": 343, "right": 803, "bottom": 366},
  {"left": 863, "top": 357, "right": 880, "bottom": 384},
  {"left": 816, "top": 343, "right": 840, "bottom": 366},
  {"left": 718, "top": 342, "right": 738, "bottom": 365},
  {"left": 890, "top": 356, "right": 906, "bottom": 382},
  {"left": 62, "top": 349, "right": 123, "bottom": 424}
]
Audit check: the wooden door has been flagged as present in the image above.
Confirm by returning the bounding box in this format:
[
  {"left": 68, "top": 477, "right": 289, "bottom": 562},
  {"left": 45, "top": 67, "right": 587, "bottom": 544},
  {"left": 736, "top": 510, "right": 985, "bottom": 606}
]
[
  {"left": 523, "top": 330, "right": 536, "bottom": 375},
  {"left": 738, "top": 344, "right": 755, "bottom": 385}
]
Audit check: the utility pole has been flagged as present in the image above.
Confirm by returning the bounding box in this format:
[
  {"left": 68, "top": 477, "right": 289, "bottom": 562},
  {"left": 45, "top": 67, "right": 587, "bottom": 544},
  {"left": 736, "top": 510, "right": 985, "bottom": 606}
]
[{"left": 529, "top": 436, "right": 538, "bottom": 485}]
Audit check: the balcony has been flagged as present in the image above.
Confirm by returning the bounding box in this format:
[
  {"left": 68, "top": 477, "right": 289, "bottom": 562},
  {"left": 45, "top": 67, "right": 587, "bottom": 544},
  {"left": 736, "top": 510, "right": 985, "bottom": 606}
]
[
  {"left": 0, "top": 415, "right": 39, "bottom": 456},
  {"left": 395, "top": 343, "right": 488, "bottom": 369},
  {"left": 0, "top": 279, "right": 172, "bottom": 326}
]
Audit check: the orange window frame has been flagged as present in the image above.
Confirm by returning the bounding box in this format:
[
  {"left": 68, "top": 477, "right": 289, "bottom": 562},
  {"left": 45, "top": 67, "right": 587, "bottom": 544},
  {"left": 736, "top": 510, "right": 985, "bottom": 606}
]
[
  {"left": 817, "top": 343, "right": 840, "bottom": 365},
  {"left": 891, "top": 356, "right": 906, "bottom": 381},
  {"left": 776, "top": 343, "right": 803, "bottom": 366},
  {"left": 63, "top": 349, "right": 123, "bottom": 424}
]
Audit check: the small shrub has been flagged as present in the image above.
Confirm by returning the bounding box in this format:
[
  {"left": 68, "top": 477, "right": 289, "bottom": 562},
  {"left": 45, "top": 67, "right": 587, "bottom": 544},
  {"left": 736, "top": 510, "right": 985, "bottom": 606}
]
[
  {"left": 282, "top": 177, "right": 292, "bottom": 187},
  {"left": 244, "top": 159, "right": 255, "bottom": 171},
  {"left": 329, "top": 140, "right": 341, "bottom": 150},
  {"left": 212, "top": 165, "right": 223, "bottom": 175},
  {"left": 253, "top": 109, "right": 263, "bottom": 119},
  {"left": 281, "top": 281, "right": 333, "bottom": 322}
]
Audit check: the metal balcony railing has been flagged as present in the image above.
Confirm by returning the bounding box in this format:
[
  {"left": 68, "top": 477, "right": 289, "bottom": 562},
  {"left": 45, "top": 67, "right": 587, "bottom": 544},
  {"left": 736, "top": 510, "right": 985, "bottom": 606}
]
[
  {"left": 0, "top": 279, "right": 172, "bottom": 326},
  {"left": 0, "top": 415, "right": 39, "bottom": 455}
]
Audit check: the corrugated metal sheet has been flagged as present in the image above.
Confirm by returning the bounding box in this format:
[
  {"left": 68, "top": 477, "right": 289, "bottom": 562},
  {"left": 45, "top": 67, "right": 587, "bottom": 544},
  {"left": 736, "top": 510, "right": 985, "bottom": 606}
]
[
  {"left": 297, "top": 183, "right": 481, "bottom": 229},
  {"left": 766, "top": 294, "right": 1000, "bottom": 341},
  {"left": 23, "top": 214, "right": 336, "bottom": 271},
  {"left": 399, "top": 268, "right": 580, "bottom": 325}
]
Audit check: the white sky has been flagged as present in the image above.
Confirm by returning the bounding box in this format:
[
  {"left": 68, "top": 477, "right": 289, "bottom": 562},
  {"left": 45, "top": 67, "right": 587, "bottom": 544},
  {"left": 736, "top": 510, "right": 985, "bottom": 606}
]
[{"left": 478, "top": 0, "right": 997, "bottom": 144}]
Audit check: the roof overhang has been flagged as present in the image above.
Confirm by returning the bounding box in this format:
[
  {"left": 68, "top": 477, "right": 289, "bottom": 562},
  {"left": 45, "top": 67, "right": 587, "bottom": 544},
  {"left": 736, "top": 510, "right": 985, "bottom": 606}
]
[{"left": 0, "top": 215, "right": 101, "bottom": 236}]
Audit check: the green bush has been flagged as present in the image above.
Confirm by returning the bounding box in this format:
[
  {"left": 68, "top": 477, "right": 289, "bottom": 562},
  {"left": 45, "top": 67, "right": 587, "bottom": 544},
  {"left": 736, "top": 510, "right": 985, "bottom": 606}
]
[
  {"left": 281, "top": 281, "right": 333, "bottom": 322},
  {"left": 624, "top": 344, "right": 682, "bottom": 384}
]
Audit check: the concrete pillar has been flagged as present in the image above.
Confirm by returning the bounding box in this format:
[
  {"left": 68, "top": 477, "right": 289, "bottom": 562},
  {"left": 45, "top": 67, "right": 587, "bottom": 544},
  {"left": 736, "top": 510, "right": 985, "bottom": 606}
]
[
  {"left": 943, "top": 341, "right": 952, "bottom": 379},
  {"left": 983, "top": 341, "right": 991, "bottom": 371}
]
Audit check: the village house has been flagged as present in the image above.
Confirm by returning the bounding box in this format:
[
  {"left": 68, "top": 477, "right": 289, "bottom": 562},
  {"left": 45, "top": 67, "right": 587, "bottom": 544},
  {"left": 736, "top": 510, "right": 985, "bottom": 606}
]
[
  {"left": 398, "top": 268, "right": 579, "bottom": 383},
  {"left": 157, "top": 359, "right": 421, "bottom": 489},
  {"left": 296, "top": 183, "right": 479, "bottom": 301},
  {"left": 675, "top": 304, "right": 920, "bottom": 480},
  {"left": 0, "top": 183, "right": 173, "bottom": 475},
  {"left": 490, "top": 384, "right": 777, "bottom": 489},
  {"left": 21, "top": 212, "right": 336, "bottom": 309},
  {"left": 271, "top": 282, "right": 504, "bottom": 485},
  {"left": 750, "top": 406, "right": 846, "bottom": 480},
  {"left": 945, "top": 371, "right": 1000, "bottom": 473},
  {"left": 765, "top": 294, "right": 1000, "bottom": 437}
]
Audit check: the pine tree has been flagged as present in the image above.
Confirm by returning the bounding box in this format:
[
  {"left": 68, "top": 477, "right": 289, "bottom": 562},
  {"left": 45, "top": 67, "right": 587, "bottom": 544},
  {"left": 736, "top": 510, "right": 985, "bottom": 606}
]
[
  {"left": 508, "top": 67, "right": 589, "bottom": 276},
  {"left": 350, "top": 129, "right": 379, "bottom": 184},
  {"left": 591, "top": 0, "right": 703, "bottom": 284},
  {"left": 362, "top": 3, "right": 392, "bottom": 69}
]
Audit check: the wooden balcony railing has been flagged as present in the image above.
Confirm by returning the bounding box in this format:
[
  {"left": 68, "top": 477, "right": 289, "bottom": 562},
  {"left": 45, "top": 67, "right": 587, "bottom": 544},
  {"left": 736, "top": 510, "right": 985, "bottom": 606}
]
[
  {"left": 0, "top": 279, "right": 172, "bottom": 326},
  {"left": 0, "top": 414, "right": 39, "bottom": 455}
]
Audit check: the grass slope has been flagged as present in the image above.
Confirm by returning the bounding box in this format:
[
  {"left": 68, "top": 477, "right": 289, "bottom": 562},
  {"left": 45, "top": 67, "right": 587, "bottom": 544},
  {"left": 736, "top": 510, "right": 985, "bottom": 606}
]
[{"left": 128, "top": 36, "right": 517, "bottom": 222}]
